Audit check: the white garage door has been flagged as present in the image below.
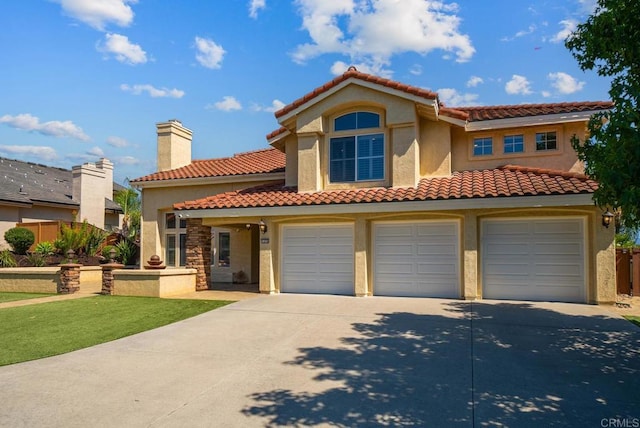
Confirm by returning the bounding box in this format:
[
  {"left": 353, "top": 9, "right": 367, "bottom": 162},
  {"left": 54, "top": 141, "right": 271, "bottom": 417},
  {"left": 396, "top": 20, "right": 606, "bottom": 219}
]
[
  {"left": 482, "top": 218, "right": 586, "bottom": 302},
  {"left": 281, "top": 224, "right": 354, "bottom": 295},
  {"left": 373, "top": 221, "right": 460, "bottom": 298}
]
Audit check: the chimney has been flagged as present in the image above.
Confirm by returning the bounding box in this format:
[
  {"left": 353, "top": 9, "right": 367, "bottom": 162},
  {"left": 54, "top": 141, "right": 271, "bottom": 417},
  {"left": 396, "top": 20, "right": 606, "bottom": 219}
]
[
  {"left": 72, "top": 162, "right": 106, "bottom": 228},
  {"left": 96, "top": 158, "right": 114, "bottom": 197},
  {"left": 157, "top": 119, "right": 192, "bottom": 172}
]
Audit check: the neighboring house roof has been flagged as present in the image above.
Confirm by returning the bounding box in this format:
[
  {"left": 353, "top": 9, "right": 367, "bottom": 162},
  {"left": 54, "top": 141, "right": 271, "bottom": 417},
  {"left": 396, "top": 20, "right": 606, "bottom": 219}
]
[
  {"left": 131, "top": 148, "right": 286, "bottom": 183},
  {"left": 174, "top": 166, "right": 597, "bottom": 211},
  {"left": 0, "top": 157, "right": 122, "bottom": 211}
]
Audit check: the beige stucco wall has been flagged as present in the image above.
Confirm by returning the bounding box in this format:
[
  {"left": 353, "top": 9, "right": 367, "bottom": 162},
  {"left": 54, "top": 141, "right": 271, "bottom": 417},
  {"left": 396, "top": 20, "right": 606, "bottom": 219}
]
[
  {"left": 419, "top": 118, "right": 452, "bottom": 177},
  {"left": 113, "top": 268, "right": 196, "bottom": 297},
  {"left": 0, "top": 268, "right": 60, "bottom": 293},
  {"left": 285, "top": 137, "right": 299, "bottom": 187},
  {"left": 0, "top": 206, "right": 21, "bottom": 250},
  {"left": 252, "top": 204, "right": 614, "bottom": 304},
  {"left": 391, "top": 124, "right": 419, "bottom": 187},
  {"left": 451, "top": 122, "right": 586, "bottom": 173}
]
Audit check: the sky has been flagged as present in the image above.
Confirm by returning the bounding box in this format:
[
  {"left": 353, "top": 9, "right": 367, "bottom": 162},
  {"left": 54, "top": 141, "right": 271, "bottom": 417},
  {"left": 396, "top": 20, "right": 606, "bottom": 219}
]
[{"left": 0, "top": 0, "right": 611, "bottom": 184}]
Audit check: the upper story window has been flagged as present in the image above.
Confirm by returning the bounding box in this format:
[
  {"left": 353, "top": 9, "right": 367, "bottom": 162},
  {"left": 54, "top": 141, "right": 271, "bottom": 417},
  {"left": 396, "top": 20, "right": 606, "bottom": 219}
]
[
  {"left": 330, "top": 111, "right": 384, "bottom": 183},
  {"left": 536, "top": 132, "right": 557, "bottom": 151},
  {"left": 334, "top": 111, "right": 380, "bottom": 131},
  {"left": 504, "top": 134, "right": 524, "bottom": 154},
  {"left": 473, "top": 137, "right": 493, "bottom": 156}
]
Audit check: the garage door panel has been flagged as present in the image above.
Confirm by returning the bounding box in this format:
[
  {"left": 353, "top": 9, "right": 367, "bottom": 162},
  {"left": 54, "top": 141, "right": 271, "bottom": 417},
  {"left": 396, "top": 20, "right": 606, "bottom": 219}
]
[
  {"left": 483, "top": 218, "right": 585, "bottom": 303},
  {"left": 282, "top": 225, "right": 354, "bottom": 295},
  {"left": 374, "top": 222, "right": 460, "bottom": 298}
]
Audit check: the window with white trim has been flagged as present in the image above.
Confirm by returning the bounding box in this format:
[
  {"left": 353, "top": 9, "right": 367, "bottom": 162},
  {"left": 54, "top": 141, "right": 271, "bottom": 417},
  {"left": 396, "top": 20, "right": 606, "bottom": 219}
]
[
  {"left": 503, "top": 134, "right": 524, "bottom": 153},
  {"left": 216, "top": 231, "right": 230, "bottom": 267},
  {"left": 536, "top": 131, "right": 557, "bottom": 151},
  {"left": 165, "top": 213, "right": 186, "bottom": 267},
  {"left": 329, "top": 111, "right": 384, "bottom": 183},
  {"left": 473, "top": 137, "right": 493, "bottom": 156}
]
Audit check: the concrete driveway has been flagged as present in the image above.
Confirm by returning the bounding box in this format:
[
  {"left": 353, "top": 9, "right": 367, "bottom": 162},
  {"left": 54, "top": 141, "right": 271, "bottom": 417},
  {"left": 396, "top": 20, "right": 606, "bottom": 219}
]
[{"left": 0, "top": 295, "right": 638, "bottom": 427}]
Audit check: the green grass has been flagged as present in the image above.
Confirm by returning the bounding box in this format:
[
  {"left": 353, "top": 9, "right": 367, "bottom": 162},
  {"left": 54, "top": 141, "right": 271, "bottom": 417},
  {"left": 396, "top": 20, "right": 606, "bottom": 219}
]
[
  {"left": 0, "top": 295, "right": 232, "bottom": 366},
  {"left": 625, "top": 316, "right": 640, "bottom": 328},
  {"left": 0, "top": 292, "right": 55, "bottom": 303}
]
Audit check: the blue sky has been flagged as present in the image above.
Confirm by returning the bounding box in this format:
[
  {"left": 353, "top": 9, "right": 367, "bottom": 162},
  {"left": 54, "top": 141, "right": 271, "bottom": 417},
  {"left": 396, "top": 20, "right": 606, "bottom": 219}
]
[{"left": 0, "top": 0, "right": 610, "bottom": 184}]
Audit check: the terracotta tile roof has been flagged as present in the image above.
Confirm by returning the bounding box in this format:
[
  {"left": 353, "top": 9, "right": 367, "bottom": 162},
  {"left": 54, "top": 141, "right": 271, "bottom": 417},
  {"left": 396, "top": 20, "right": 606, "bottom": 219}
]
[
  {"left": 273, "top": 67, "right": 611, "bottom": 124},
  {"left": 457, "top": 101, "right": 613, "bottom": 122},
  {"left": 274, "top": 67, "right": 438, "bottom": 119},
  {"left": 266, "top": 126, "right": 288, "bottom": 140},
  {"left": 131, "top": 148, "right": 286, "bottom": 183},
  {"left": 174, "top": 165, "right": 597, "bottom": 211}
]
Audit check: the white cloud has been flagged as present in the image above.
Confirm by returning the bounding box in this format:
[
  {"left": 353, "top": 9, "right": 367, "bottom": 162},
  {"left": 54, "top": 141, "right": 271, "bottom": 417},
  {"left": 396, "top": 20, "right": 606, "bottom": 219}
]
[
  {"left": 251, "top": 99, "right": 286, "bottom": 113},
  {"left": 194, "top": 37, "right": 225, "bottom": 69},
  {"left": 330, "top": 60, "right": 392, "bottom": 77},
  {"left": 87, "top": 146, "right": 105, "bottom": 157},
  {"left": 466, "top": 76, "right": 483, "bottom": 87},
  {"left": 249, "top": 0, "right": 266, "bottom": 18},
  {"left": 548, "top": 72, "right": 585, "bottom": 94},
  {"left": 0, "top": 113, "right": 90, "bottom": 141},
  {"left": 53, "top": 0, "right": 136, "bottom": 31},
  {"left": 209, "top": 96, "right": 242, "bottom": 112},
  {"left": 292, "top": 0, "right": 474, "bottom": 74},
  {"left": 437, "top": 88, "right": 479, "bottom": 107},
  {"left": 550, "top": 19, "right": 577, "bottom": 43},
  {"left": 120, "top": 84, "right": 184, "bottom": 98},
  {"left": 505, "top": 75, "right": 532, "bottom": 95},
  {"left": 114, "top": 156, "right": 139, "bottom": 165},
  {"left": 409, "top": 64, "right": 423, "bottom": 76},
  {"left": 0, "top": 145, "right": 58, "bottom": 161},
  {"left": 106, "top": 136, "right": 130, "bottom": 148},
  {"left": 98, "top": 33, "right": 147, "bottom": 64},
  {"left": 542, "top": 90, "right": 552, "bottom": 98},
  {"left": 501, "top": 24, "right": 536, "bottom": 42}
]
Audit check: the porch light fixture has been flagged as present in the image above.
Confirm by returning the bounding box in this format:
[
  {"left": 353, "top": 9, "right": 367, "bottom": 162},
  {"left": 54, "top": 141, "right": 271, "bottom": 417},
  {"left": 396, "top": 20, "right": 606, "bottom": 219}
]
[
  {"left": 245, "top": 223, "right": 252, "bottom": 231},
  {"left": 602, "top": 211, "right": 614, "bottom": 228},
  {"left": 259, "top": 219, "right": 268, "bottom": 234}
]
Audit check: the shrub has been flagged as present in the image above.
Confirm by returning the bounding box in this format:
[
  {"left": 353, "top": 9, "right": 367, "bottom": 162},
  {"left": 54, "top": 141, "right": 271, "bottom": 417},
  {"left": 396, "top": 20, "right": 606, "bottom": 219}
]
[
  {"left": 0, "top": 249, "right": 17, "bottom": 267},
  {"left": 34, "top": 241, "right": 56, "bottom": 257},
  {"left": 4, "top": 227, "right": 35, "bottom": 255},
  {"left": 55, "top": 220, "right": 107, "bottom": 256},
  {"left": 26, "top": 253, "right": 46, "bottom": 267},
  {"left": 115, "top": 239, "right": 137, "bottom": 265}
]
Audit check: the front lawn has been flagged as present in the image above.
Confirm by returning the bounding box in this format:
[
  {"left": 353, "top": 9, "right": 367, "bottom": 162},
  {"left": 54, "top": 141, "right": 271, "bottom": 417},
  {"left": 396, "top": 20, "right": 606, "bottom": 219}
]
[
  {"left": 0, "top": 295, "right": 232, "bottom": 366},
  {"left": 0, "top": 292, "right": 55, "bottom": 303}
]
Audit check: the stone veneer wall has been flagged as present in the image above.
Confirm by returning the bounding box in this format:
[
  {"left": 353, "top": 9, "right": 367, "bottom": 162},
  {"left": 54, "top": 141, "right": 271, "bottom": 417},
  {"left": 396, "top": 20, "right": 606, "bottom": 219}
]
[{"left": 185, "top": 218, "right": 211, "bottom": 290}]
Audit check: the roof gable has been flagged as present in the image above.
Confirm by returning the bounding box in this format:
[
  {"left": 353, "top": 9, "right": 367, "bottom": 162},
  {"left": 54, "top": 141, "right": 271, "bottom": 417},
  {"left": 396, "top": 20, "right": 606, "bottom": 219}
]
[{"left": 275, "top": 67, "right": 439, "bottom": 123}]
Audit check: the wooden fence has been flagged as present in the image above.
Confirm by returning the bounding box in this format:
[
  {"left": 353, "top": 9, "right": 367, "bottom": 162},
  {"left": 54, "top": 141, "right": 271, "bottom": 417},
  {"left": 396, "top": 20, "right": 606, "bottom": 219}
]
[
  {"left": 616, "top": 248, "right": 640, "bottom": 295},
  {"left": 16, "top": 221, "right": 118, "bottom": 252}
]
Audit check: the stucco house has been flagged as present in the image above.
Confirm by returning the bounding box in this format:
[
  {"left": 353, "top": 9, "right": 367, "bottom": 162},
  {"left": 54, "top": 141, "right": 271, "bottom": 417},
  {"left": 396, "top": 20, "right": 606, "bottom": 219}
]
[
  {"left": 131, "top": 68, "right": 616, "bottom": 304},
  {"left": 0, "top": 157, "right": 124, "bottom": 249}
]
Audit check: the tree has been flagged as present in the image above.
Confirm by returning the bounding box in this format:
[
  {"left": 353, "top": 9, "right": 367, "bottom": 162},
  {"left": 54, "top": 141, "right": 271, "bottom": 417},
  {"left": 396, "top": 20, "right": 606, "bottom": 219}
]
[
  {"left": 565, "top": 0, "right": 640, "bottom": 228},
  {"left": 114, "top": 187, "right": 141, "bottom": 240}
]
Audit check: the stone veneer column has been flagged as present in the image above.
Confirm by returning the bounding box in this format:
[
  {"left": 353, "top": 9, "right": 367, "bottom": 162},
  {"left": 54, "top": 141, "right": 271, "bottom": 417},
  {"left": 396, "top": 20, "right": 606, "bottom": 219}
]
[
  {"left": 186, "top": 218, "right": 212, "bottom": 291},
  {"left": 59, "top": 264, "right": 82, "bottom": 294}
]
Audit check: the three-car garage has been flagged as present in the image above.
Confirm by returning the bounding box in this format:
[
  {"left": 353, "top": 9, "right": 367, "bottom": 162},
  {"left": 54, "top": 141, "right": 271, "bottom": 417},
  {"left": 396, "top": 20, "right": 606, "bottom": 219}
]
[{"left": 279, "top": 217, "right": 588, "bottom": 303}]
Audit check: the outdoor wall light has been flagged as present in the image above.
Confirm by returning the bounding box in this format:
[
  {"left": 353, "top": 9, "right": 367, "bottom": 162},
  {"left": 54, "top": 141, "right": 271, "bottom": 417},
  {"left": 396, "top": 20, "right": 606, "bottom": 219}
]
[
  {"left": 259, "top": 219, "right": 268, "bottom": 234},
  {"left": 602, "top": 211, "right": 614, "bottom": 228},
  {"left": 245, "top": 223, "right": 252, "bottom": 231}
]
